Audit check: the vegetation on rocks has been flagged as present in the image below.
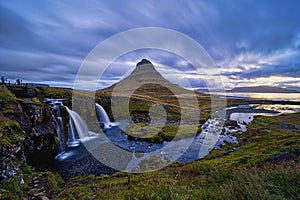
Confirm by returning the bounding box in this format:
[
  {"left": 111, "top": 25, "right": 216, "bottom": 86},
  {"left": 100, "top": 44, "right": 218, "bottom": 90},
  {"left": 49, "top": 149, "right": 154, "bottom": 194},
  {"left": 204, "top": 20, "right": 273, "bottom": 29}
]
[
  {"left": 0, "top": 115, "right": 24, "bottom": 149},
  {"left": 47, "top": 113, "right": 299, "bottom": 200},
  {"left": 36, "top": 86, "right": 72, "bottom": 99},
  {"left": 1, "top": 109, "right": 298, "bottom": 199},
  {"left": 0, "top": 81, "right": 299, "bottom": 199},
  {"left": 0, "top": 86, "right": 58, "bottom": 186},
  {"left": 0, "top": 85, "right": 18, "bottom": 104}
]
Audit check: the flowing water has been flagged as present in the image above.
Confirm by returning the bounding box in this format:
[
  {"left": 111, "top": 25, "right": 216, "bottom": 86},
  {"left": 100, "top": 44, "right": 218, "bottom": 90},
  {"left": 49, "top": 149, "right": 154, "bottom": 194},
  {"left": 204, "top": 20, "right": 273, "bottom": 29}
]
[
  {"left": 48, "top": 99, "right": 300, "bottom": 172},
  {"left": 47, "top": 98, "right": 66, "bottom": 152},
  {"left": 53, "top": 116, "right": 65, "bottom": 152}
]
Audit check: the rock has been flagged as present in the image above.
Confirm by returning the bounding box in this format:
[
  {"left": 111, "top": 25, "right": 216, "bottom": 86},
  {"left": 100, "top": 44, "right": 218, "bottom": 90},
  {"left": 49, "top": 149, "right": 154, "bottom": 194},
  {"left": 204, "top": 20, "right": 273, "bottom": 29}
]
[
  {"left": 269, "top": 151, "right": 299, "bottom": 161},
  {"left": 0, "top": 189, "right": 7, "bottom": 193},
  {"left": 6, "top": 85, "right": 37, "bottom": 98},
  {"left": 136, "top": 59, "right": 152, "bottom": 66},
  {"left": 22, "top": 104, "right": 58, "bottom": 170},
  {"left": 224, "top": 120, "right": 239, "bottom": 128},
  {"left": 29, "top": 188, "right": 38, "bottom": 193},
  {"left": 56, "top": 147, "right": 119, "bottom": 179},
  {"left": 1, "top": 93, "right": 58, "bottom": 181},
  {"left": 40, "top": 196, "right": 49, "bottom": 200},
  {"left": 135, "top": 150, "right": 145, "bottom": 159},
  {"left": 0, "top": 139, "right": 26, "bottom": 182},
  {"left": 18, "top": 174, "right": 24, "bottom": 184},
  {"left": 33, "top": 192, "right": 43, "bottom": 197}
]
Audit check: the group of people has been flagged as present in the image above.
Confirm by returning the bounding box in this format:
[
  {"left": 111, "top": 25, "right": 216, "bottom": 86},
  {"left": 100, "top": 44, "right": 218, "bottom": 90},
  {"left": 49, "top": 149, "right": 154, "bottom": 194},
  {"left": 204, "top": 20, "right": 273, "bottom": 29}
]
[{"left": 1, "top": 76, "right": 22, "bottom": 85}]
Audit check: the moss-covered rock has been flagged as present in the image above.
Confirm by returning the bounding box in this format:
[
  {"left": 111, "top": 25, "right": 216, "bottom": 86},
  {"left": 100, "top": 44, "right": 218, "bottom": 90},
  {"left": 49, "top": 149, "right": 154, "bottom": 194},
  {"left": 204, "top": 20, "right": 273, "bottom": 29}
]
[
  {"left": 0, "top": 115, "right": 26, "bottom": 181},
  {"left": 0, "top": 86, "right": 58, "bottom": 181}
]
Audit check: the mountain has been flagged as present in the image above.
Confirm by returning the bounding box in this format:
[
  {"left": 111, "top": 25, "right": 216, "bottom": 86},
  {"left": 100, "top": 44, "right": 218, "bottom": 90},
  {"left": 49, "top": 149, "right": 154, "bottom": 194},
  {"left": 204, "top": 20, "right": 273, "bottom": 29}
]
[
  {"left": 226, "top": 86, "right": 300, "bottom": 93},
  {"left": 97, "top": 59, "right": 192, "bottom": 97},
  {"left": 96, "top": 59, "right": 213, "bottom": 113},
  {"left": 95, "top": 59, "right": 212, "bottom": 141},
  {"left": 96, "top": 58, "right": 208, "bottom": 115}
]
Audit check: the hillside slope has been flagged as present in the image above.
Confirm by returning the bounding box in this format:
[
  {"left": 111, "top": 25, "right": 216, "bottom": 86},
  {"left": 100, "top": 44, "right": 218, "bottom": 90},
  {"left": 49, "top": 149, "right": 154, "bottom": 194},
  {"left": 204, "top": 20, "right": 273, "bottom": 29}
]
[
  {"left": 17, "top": 112, "right": 299, "bottom": 200},
  {"left": 94, "top": 59, "right": 216, "bottom": 142}
]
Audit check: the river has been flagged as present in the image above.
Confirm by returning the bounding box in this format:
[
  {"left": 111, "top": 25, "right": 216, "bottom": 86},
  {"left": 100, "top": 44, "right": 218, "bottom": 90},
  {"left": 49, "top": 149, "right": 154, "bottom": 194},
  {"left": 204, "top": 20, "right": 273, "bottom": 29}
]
[{"left": 55, "top": 102, "right": 300, "bottom": 173}]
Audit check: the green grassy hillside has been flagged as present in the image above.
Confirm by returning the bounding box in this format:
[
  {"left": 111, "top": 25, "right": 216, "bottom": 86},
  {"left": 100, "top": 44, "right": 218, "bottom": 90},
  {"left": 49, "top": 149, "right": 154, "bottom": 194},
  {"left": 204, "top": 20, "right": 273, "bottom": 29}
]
[
  {"left": 1, "top": 112, "right": 298, "bottom": 199},
  {"left": 53, "top": 113, "right": 300, "bottom": 199}
]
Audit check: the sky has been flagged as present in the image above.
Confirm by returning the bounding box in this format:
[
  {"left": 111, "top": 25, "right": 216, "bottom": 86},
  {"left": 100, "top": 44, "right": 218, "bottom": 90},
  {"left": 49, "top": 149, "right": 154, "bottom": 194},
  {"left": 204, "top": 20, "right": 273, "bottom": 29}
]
[{"left": 0, "top": 0, "right": 300, "bottom": 91}]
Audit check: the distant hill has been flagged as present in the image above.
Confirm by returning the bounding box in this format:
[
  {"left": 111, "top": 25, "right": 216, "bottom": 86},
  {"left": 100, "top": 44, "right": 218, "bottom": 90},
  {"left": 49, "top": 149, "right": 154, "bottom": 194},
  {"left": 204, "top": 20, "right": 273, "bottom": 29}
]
[
  {"left": 226, "top": 86, "right": 300, "bottom": 93},
  {"left": 194, "top": 88, "right": 210, "bottom": 93}
]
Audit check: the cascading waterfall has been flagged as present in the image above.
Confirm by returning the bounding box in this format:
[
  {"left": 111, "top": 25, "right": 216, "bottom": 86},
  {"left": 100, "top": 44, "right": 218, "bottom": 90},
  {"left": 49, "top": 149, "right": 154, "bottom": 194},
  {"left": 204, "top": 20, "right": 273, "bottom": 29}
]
[
  {"left": 53, "top": 115, "right": 66, "bottom": 152},
  {"left": 95, "top": 103, "right": 110, "bottom": 123},
  {"left": 65, "top": 106, "right": 91, "bottom": 147},
  {"left": 50, "top": 99, "right": 66, "bottom": 153},
  {"left": 46, "top": 98, "right": 116, "bottom": 149},
  {"left": 66, "top": 114, "right": 79, "bottom": 147},
  {"left": 95, "top": 103, "right": 113, "bottom": 129}
]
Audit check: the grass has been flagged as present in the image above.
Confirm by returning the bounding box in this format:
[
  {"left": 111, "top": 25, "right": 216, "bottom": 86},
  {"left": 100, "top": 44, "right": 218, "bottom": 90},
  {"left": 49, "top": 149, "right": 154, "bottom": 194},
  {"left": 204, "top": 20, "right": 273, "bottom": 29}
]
[
  {"left": 36, "top": 86, "right": 72, "bottom": 99},
  {"left": 198, "top": 113, "right": 300, "bottom": 169},
  {"left": 3, "top": 160, "right": 297, "bottom": 199},
  {"left": 53, "top": 161, "right": 299, "bottom": 200},
  {"left": 47, "top": 172, "right": 65, "bottom": 194},
  {"left": 0, "top": 166, "right": 39, "bottom": 200},
  {"left": 1, "top": 83, "right": 299, "bottom": 199},
  {"left": 101, "top": 88, "right": 214, "bottom": 143},
  {"left": 0, "top": 115, "right": 25, "bottom": 149},
  {"left": 0, "top": 85, "right": 19, "bottom": 104},
  {"left": 124, "top": 122, "right": 201, "bottom": 143},
  {"left": 162, "top": 124, "right": 202, "bottom": 140},
  {"left": 10, "top": 112, "right": 297, "bottom": 199}
]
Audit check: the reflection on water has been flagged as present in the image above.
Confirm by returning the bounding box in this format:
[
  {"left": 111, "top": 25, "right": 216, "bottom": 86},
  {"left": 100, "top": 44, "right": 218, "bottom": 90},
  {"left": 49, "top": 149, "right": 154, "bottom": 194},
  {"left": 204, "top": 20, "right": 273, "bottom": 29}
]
[
  {"left": 253, "top": 104, "right": 300, "bottom": 114},
  {"left": 249, "top": 93, "right": 300, "bottom": 101}
]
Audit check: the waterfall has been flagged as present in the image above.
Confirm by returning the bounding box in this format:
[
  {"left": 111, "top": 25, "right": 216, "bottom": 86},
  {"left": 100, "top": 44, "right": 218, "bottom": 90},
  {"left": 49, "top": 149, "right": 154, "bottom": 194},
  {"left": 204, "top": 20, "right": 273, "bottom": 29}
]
[
  {"left": 67, "top": 115, "right": 79, "bottom": 147},
  {"left": 52, "top": 101, "right": 66, "bottom": 153},
  {"left": 95, "top": 103, "right": 116, "bottom": 129},
  {"left": 53, "top": 115, "right": 66, "bottom": 152},
  {"left": 52, "top": 113, "right": 66, "bottom": 152},
  {"left": 95, "top": 103, "right": 111, "bottom": 123},
  {"left": 65, "top": 107, "right": 91, "bottom": 147},
  {"left": 46, "top": 99, "right": 116, "bottom": 149},
  {"left": 50, "top": 99, "right": 69, "bottom": 151}
]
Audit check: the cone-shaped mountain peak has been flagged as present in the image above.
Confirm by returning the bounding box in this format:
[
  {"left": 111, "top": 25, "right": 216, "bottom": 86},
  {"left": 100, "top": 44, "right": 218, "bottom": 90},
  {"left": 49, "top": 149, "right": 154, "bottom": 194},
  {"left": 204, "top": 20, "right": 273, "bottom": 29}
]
[
  {"left": 136, "top": 59, "right": 152, "bottom": 66},
  {"left": 128, "top": 59, "right": 162, "bottom": 80},
  {"left": 97, "top": 59, "right": 192, "bottom": 96}
]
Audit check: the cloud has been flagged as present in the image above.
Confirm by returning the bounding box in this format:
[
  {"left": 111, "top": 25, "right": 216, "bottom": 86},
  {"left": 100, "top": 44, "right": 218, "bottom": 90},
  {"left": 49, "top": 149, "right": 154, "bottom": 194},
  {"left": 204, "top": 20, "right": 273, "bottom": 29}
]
[{"left": 0, "top": 0, "right": 300, "bottom": 90}]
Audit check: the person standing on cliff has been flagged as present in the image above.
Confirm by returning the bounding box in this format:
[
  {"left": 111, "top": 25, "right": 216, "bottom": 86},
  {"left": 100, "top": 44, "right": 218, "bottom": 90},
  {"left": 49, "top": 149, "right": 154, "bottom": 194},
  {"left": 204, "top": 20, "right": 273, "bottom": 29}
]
[{"left": 1, "top": 76, "right": 6, "bottom": 85}]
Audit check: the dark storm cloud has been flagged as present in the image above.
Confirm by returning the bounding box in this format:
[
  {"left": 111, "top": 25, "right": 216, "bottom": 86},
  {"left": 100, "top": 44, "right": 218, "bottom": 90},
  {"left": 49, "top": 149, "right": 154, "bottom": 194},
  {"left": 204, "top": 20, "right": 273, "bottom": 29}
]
[
  {"left": 0, "top": 0, "right": 299, "bottom": 89},
  {"left": 202, "top": 0, "right": 300, "bottom": 87}
]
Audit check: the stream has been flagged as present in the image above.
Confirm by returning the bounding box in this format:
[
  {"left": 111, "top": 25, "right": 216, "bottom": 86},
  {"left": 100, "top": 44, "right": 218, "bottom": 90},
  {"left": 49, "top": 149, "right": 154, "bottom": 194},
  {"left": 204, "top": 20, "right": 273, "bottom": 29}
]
[{"left": 47, "top": 98, "right": 300, "bottom": 173}]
